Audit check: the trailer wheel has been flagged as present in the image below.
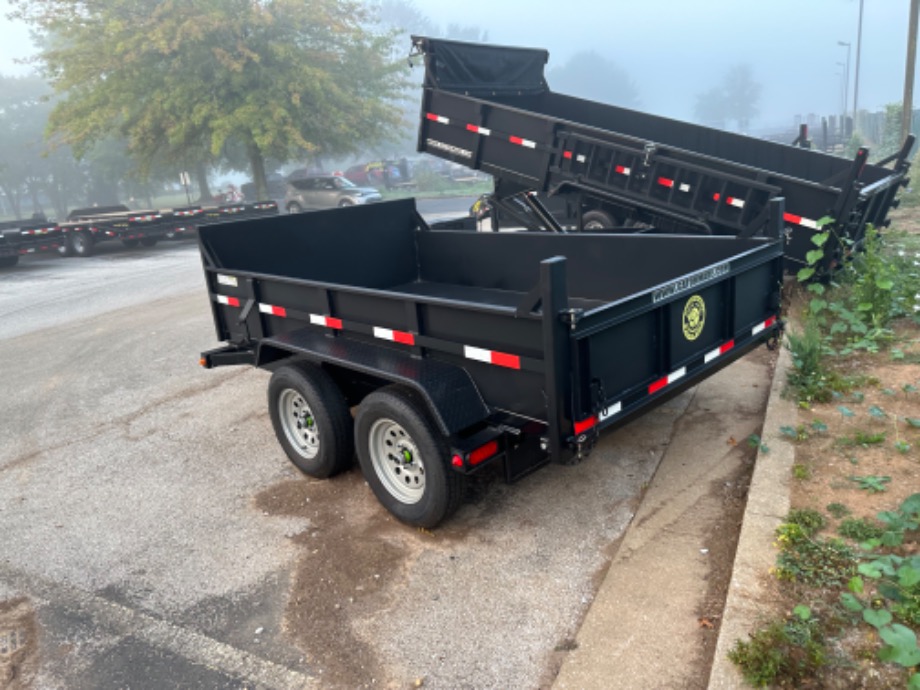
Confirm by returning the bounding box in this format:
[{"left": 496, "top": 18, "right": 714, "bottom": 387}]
[
  {"left": 582, "top": 210, "right": 616, "bottom": 231},
  {"left": 355, "top": 386, "right": 464, "bottom": 528},
  {"left": 287, "top": 202, "right": 303, "bottom": 214},
  {"left": 122, "top": 239, "right": 140, "bottom": 248},
  {"left": 58, "top": 235, "right": 75, "bottom": 257},
  {"left": 139, "top": 237, "right": 158, "bottom": 247},
  {"left": 71, "top": 231, "right": 94, "bottom": 257},
  {"left": 268, "top": 364, "right": 354, "bottom": 478}
]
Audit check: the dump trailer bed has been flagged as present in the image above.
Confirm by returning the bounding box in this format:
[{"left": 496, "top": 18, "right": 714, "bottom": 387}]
[
  {"left": 412, "top": 36, "right": 912, "bottom": 270},
  {"left": 198, "top": 198, "right": 783, "bottom": 527}
]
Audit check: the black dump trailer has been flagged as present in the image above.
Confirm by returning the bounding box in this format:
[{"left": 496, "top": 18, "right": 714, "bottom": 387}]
[
  {"left": 199, "top": 198, "right": 784, "bottom": 527},
  {"left": 411, "top": 36, "right": 913, "bottom": 272},
  {"left": 0, "top": 217, "right": 65, "bottom": 268}
]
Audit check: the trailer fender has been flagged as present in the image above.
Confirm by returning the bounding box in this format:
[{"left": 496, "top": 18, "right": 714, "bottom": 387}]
[{"left": 256, "top": 329, "right": 490, "bottom": 437}]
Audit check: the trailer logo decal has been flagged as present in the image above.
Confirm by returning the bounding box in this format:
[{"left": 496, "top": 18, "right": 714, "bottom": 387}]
[
  {"left": 682, "top": 295, "right": 706, "bottom": 341},
  {"left": 425, "top": 138, "right": 472, "bottom": 159},
  {"left": 651, "top": 262, "right": 729, "bottom": 304}
]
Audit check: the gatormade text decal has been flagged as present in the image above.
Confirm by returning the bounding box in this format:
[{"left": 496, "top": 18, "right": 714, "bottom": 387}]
[
  {"left": 652, "top": 262, "right": 730, "bottom": 304},
  {"left": 425, "top": 139, "right": 473, "bottom": 159}
]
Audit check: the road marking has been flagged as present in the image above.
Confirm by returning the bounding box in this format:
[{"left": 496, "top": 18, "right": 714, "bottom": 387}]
[{"left": 0, "top": 564, "right": 317, "bottom": 689}]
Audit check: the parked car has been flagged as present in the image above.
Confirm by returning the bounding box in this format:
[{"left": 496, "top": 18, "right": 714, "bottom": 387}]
[{"left": 283, "top": 175, "right": 381, "bottom": 213}]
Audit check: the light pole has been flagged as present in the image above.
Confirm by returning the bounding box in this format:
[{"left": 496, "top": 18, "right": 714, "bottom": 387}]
[
  {"left": 836, "top": 63, "right": 847, "bottom": 117},
  {"left": 837, "top": 40, "right": 851, "bottom": 122},
  {"left": 854, "top": 0, "right": 864, "bottom": 128}
]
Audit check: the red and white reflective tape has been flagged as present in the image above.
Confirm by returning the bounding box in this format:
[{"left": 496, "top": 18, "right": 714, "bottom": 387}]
[
  {"left": 466, "top": 123, "right": 491, "bottom": 136},
  {"left": 614, "top": 165, "right": 631, "bottom": 176},
  {"left": 426, "top": 112, "right": 450, "bottom": 125},
  {"left": 259, "top": 303, "right": 288, "bottom": 318},
  {"left": 574, "top": 400, "right": 624, "bottom": 435},
  {"left": 783, "top": 212, "right": 819, "bottom": 230},
  {"left": 310, "top": 313, "right": 342, "bottom": 330},
  {"left": 704, "top": 339, "right": 735, "bottom": 364},
  {"left": 563, "top": 151, "right": 587, "bottom": 163},
  {"left": 129, "top": 214, "right": 161, "bottom": 222},
  {"left": 657, "top": 177, "right": 690, "bottom": 192},
  {"left": 464, "top": 345, "right": 521, "bottom": 370},
  {"left": 509, "top": 135, "right": 537, "bottom": 149},
  {"left": 216, "top": 295, "right": 240, "bottom": 307},
  {"left": 713, "top": 193, "right": 745, "bottom": 208},
  {"left": 373, "top": 327, "right": 415, "bottom": 346},
  {"left": 649, "top": 366, "right": 686, "bottom": 395},
  {"left": 752, "top": 316, "right": 777, "bottom": 336}
]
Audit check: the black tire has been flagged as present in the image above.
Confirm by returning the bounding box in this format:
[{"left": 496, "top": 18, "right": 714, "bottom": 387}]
[
  {"left": 582, "top": 209, "right": 616, "bottom": 232},
  {"left": 267, "top": 363, "right": 354, "bottom": 478},
  {"left": 71, "top": 231, "right": 94, "bottom": 257},
  {"left": 139, "top": 237, "right": 158, "bottom": 247},
  {"left": 287, "top": 202, "right": 302, "bottom": 214},
  {"left": 338, "top": 199, "right": 355, "bottom": 207},
  {"left": 0, "top": 255, "right": 18, "bottom": 268},
  {"left": 355, "top": 386, "right": 465, "bottom": 528},
  {"left": 122, "top": 238, "right": 140, "bottom": 249},
  {"left": 58, "top": 234, "right": 75, "bottom": 257}
]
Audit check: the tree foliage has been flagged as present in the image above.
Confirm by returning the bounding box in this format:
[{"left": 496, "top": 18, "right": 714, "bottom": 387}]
[
  {"left": 693, "top": 64, "right": 761, "bottom": 132},
  {"left": 11, "top": 0, "right": 409, "bottom": 198},
  {"left": 546, "top": 51, "right": 639, "bottom": 110}
]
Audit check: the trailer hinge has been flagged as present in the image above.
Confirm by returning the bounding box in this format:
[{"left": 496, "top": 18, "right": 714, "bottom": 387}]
[{"left": 559, "top": 308, "right": 584, "bottom": 331}]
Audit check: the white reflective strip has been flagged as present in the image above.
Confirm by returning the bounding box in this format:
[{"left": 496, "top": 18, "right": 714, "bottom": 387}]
[
  {"left": 309, "top": 314, "right": 326, "bottom": 326},
  {"left": 800, "top": 217, "right": 819, "bottom": 230},
  {"left": 729, "top": 198, "right": 745, "bottom": 208},
  {"left": 599, "top": 402, "right": 622, "bottom": 421},
  {"left": 373, "top": 327, "right": 393, "bottom": 341},
  {"left": 217, "top": 274, "right": 238, "bottom": 287},
  {"left": 434, "top": 115, "right": 449, "bottom": 124},
  {"left": 704, "top": 347, "right": 722, "bottom": 363},
  {"left": 259, "top": 304, "right": 274, "bottom": 314},
  {"left": 521, "top": 139, "right": 536, "bottom": 149},
  {"left": 668, "top": 367, "right": 687, "bottom": 384},
  {"left": 752, "top": 321, "right": 768, "bottom": 336},
  {"left": 678, "top": 183, "right": 691, "bottom": 193},
  {"left": 476, "top": 126, "right": 491, "bottom": 136},
  {"left": 576, "top": 155, "right": 586, "bottom": 163},
  {"left": 464, "top": 346, "right": 492, "bottom": 363}
]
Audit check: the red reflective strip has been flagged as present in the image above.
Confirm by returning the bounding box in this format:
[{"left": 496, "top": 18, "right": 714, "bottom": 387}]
[
  {"left": 509, "top": 136, "right": 524, "bottom": 146},
  {"left": 783, "top": 212, "right": 802, "bottom": 225},
  {"left": 451, "top": 454, "right": 464, "bottom": 468},
  {"left": 228, "top": 297, "right": 240, "bottom": 307},
  {"left": 491, "top": 351, "right": 521, "bottom": 369},
  {"left": 615, "top": 165, "right": 629, "bottom": 174},
  {"left": 426, "top": 112, "right": 439, "bottom": 121},
  {"left": 325, "top": 317, "right": 342, "bottom": 330},
  {"left": 272, "top": 306, "right": 287, "bottom": 317},
  {"left": 466, "top": 124, "right": 477, "bottom": 132},
  {"left": 657, "top": 177, "right": 674, "bottom": 188},
  {"left": 720, "top": 340, "right": 735, "bottom": 354},
  {"left": 573, "top": 416, "right": 597, "bottom": 435},
  {"left": 563, "top": 151, "right": 573, "bottom": 159},
  {"left": 393, "top": 331, "right": 415, "bottom": 345},
  {"left": 469, "top": 440, "right": 499, "bottom": 466},
  {"left": 648, "top": 377, "right": 669, "bottom": 395},
  {"left": 764, "top": 316, "right": 776, "bottom": 329},
  {"left": 726, "top": 196, "right": 736, "bottom": 205}
]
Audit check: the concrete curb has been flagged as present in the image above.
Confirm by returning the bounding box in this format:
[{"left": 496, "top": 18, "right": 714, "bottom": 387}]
[{"left": 707, "top": 338, "right": 797, "bottom": 688}]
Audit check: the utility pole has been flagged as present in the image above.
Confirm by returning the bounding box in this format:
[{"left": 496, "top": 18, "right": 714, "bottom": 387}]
[
  {"left": 853, "top": 0, "right": 864, "bottom": 130},
  {"left": 904, "top": 0, "right": 920, "bottom": 143}
]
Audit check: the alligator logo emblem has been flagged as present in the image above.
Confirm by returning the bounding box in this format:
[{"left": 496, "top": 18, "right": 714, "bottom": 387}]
[{"left": 682, "top": 295, "right": 706, "bottom": 341}]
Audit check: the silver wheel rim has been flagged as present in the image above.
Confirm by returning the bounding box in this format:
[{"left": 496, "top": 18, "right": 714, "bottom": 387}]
[
  {"left": 279, "top": 389, "right": 319, "bottom": 459},
  {"left": 368, "top": 418, "right": 425, "bottom": 505}
]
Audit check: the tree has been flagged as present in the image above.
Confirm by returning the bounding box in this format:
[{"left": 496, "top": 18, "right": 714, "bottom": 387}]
[
  {"left": 693, "top": 64, "right": 761, "bottom": 132},
  {"left": 11, "top": 0, "right": 409, "bottom": 199},
  {"left": 546, "top": 51, "right": 639, "bottom": 110}
]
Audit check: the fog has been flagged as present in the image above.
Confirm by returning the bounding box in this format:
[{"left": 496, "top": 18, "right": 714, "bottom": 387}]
[{"left": 0, "top": 0, "right": 913, "bottom": 129}]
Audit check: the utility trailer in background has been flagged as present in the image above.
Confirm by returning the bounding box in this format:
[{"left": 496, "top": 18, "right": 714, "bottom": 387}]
[
  {"left": 199, "top": 198, "right": 784, "bottom": 527},
  {"left": 0, "top": 217, "right": 66, "bottom": 268},
  {"left": 411, "top": 36, "right": 913, "bottom": 271},
  {"left": 58, "top": 205, "right": 171, "bottom": 257}
]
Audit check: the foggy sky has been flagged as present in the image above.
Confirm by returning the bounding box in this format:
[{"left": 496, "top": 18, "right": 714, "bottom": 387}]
[{"left": 0, "top": 0, "right": 913, "bottom": 129}]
